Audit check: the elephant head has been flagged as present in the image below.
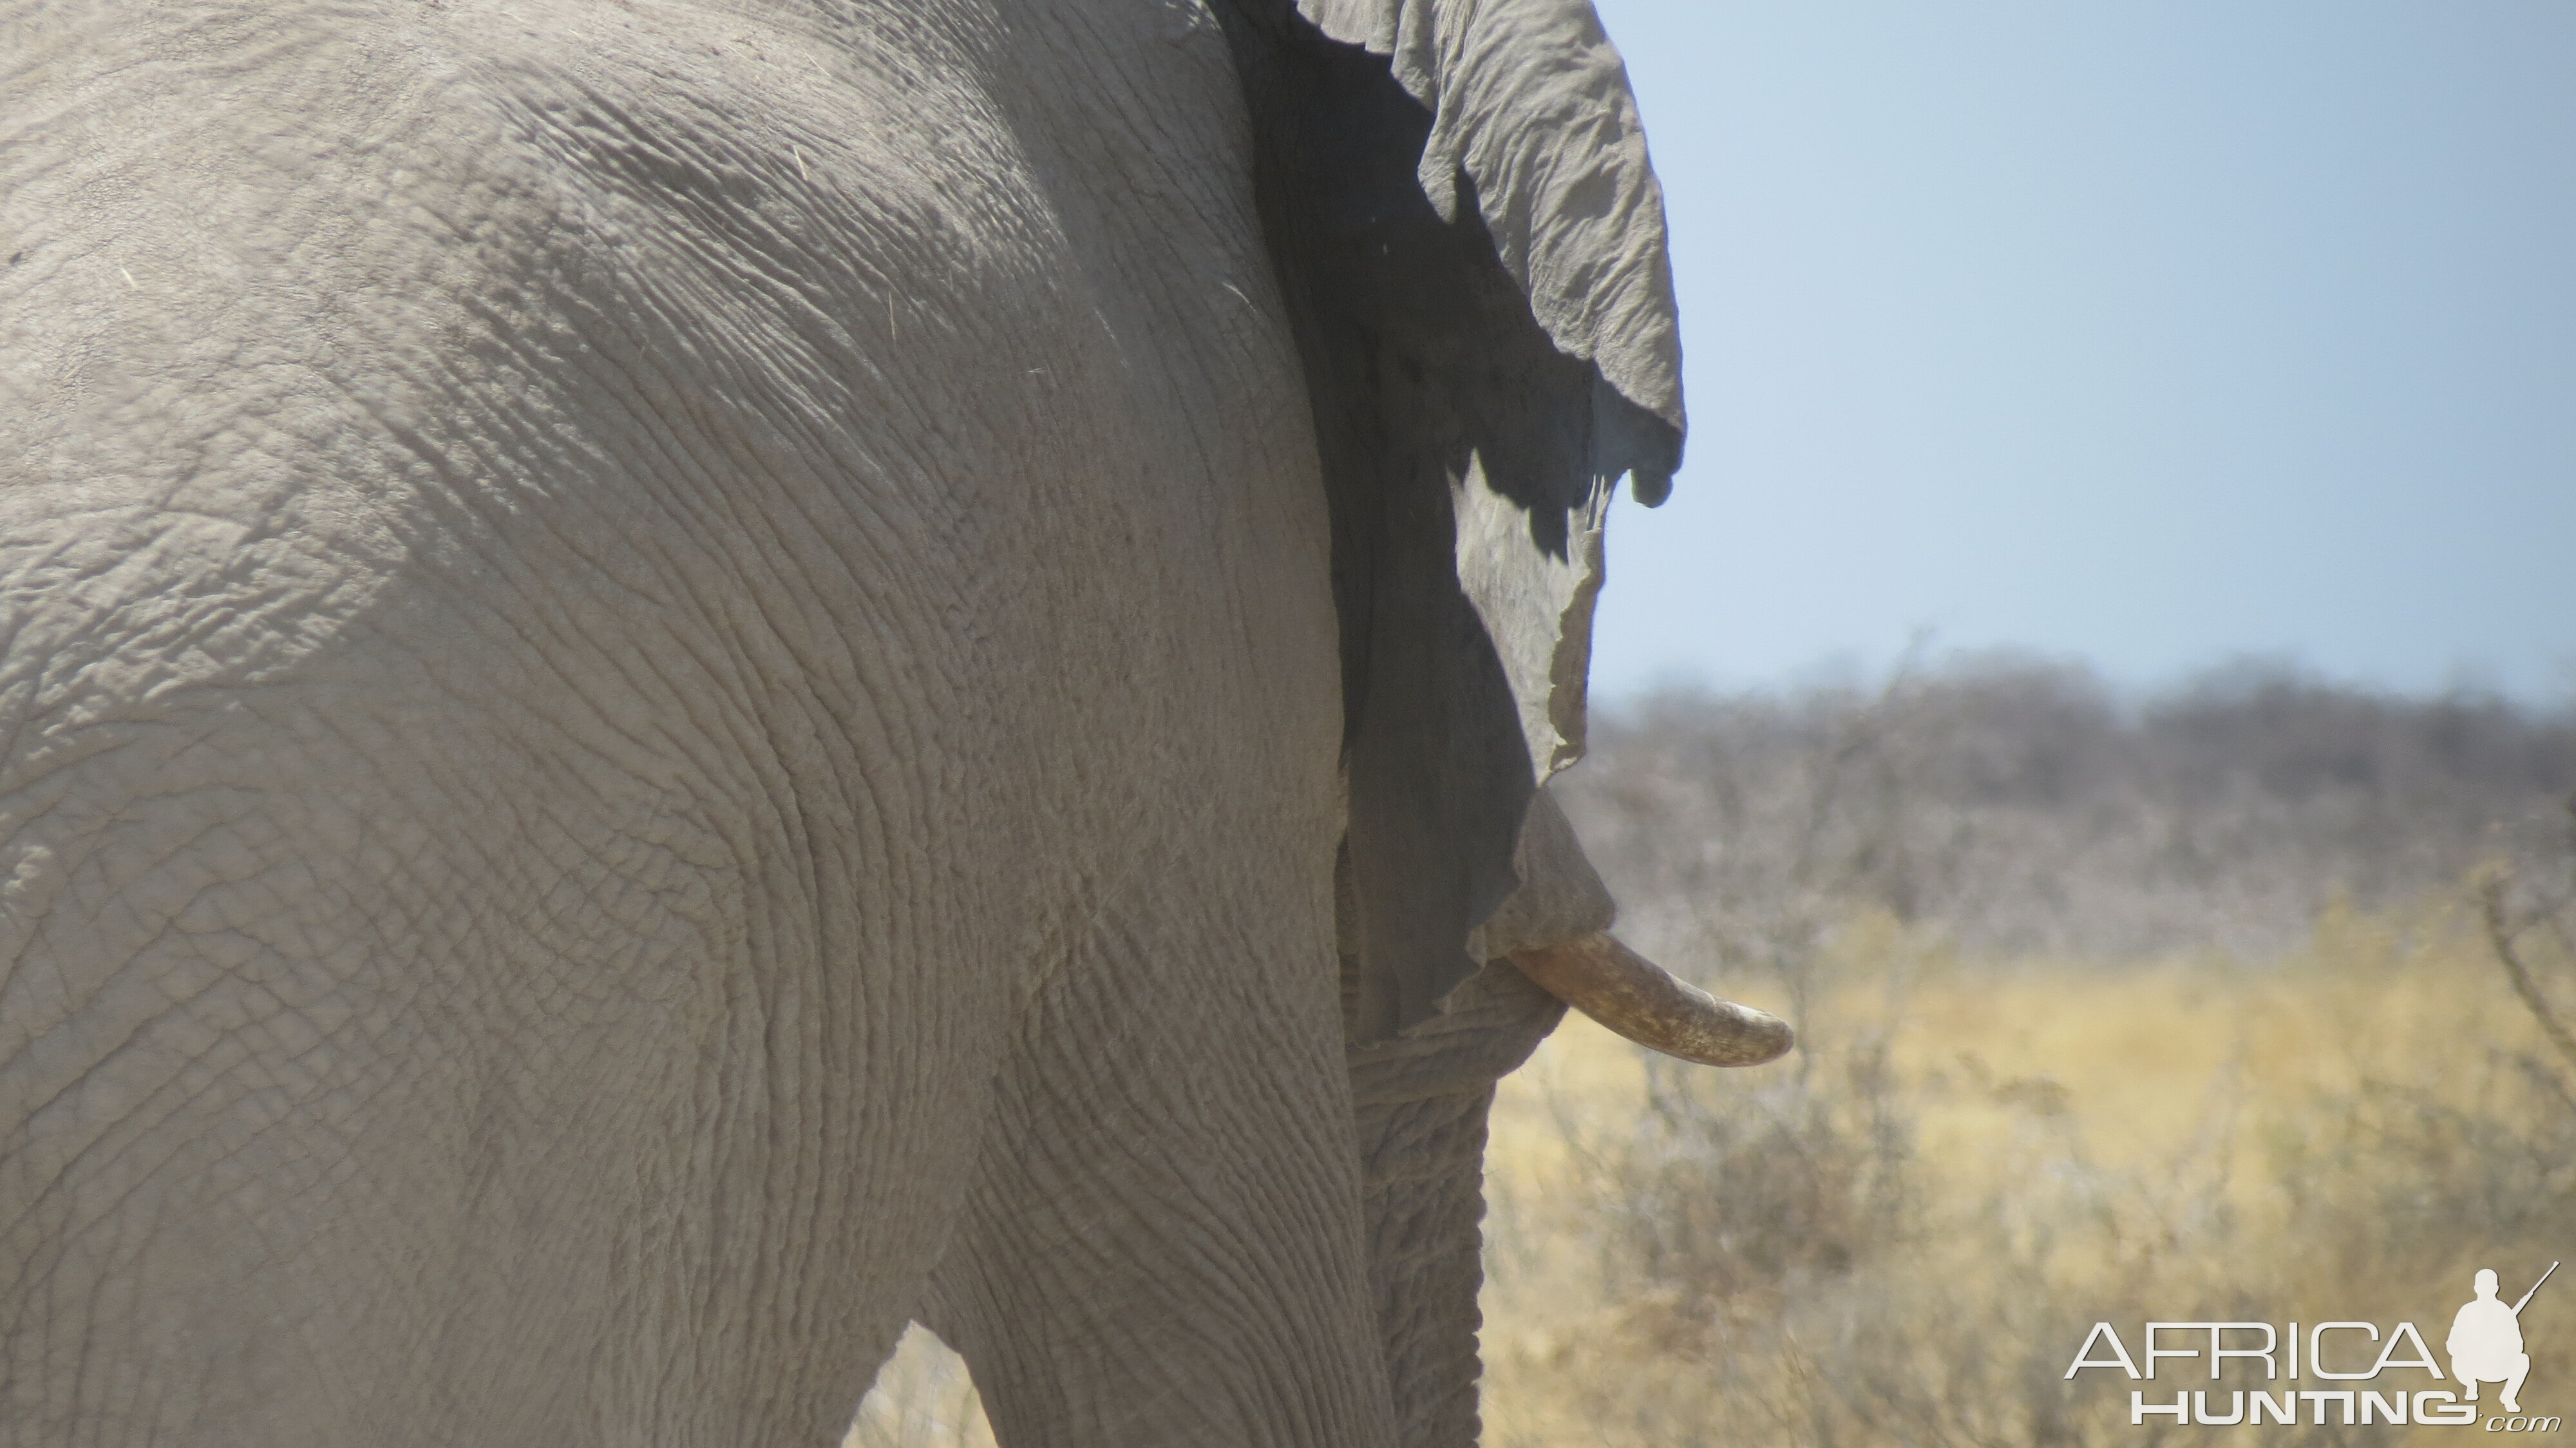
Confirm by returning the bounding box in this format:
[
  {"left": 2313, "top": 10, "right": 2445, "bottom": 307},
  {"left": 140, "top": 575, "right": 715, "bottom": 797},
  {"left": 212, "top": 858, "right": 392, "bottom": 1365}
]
[
  {"left": 1212, "top": 2, "right": 1791, "bottom": 1440},
  {"left": 0, "top": 0, "right": 1783, "bottom": 1442}
]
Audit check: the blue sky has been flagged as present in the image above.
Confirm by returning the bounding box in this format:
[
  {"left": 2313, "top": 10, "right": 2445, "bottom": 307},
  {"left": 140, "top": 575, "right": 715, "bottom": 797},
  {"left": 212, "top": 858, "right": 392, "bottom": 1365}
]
[{"left": 1583, "top": 1, "right": 2576, "bottom": 702}]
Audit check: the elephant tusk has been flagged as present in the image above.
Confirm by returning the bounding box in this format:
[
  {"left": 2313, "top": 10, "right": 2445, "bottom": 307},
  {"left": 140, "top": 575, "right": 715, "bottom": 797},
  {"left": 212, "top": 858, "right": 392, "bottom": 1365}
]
[{"left": 1510, "top": 932, "right": 1793, "bottom": 1067}]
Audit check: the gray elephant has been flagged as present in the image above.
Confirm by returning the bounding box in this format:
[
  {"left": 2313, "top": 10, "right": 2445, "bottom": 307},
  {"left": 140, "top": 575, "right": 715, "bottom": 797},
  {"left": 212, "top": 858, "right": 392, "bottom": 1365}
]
[{"left": 0, "top": 0, "right": 1786, "bottom": 1443}]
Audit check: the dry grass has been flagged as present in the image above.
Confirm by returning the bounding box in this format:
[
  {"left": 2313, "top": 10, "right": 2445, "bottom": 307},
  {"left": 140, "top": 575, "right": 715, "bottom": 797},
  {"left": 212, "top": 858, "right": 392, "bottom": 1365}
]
[
  {"left": 1479, "top": 895, "right": 2576, "bottom": 1447},
  {"left": 848, "top": 665, "right": 2576, "bottom": 1445},
  {"left": 848, "top": 1324, "right": 994, "bottom": 1448},
  {"left": 851, "top": 893, "right": 2575, "bottom": 1447}
]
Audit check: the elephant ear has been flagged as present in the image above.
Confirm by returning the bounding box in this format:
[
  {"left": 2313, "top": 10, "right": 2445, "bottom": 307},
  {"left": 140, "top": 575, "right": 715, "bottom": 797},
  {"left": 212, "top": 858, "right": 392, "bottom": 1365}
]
[
  {"left": 1295, "top": 0, "right": 1686, "bottom": 469},
  {"left": 1215, "top": 0, "right": 1681, "bottom": 1043}
]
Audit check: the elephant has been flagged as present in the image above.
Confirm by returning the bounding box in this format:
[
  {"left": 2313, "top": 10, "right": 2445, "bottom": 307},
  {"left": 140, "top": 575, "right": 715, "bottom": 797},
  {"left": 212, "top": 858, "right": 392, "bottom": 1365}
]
[{"left": 0, "top": 0, "right": 1788, "bottom": 1444}]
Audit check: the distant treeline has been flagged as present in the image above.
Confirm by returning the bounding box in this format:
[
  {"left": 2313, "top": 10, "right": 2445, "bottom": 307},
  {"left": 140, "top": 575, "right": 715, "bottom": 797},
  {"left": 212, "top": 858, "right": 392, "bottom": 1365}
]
[{"left": 1561, "top": 655, "right": 2576, "bottom": 961}]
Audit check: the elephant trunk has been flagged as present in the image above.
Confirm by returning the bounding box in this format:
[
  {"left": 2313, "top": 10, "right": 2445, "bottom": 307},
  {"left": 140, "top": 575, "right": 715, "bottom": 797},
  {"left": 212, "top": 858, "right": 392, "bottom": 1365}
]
[
  {"left": 1343, "top": 945, "right": 1783, "bottom": 1447},
  {"left": 1346, "top": 963, "right": 1565, "bottom": 1447},
  {"left": 1512, "top": 932, "right": 1794, "bottom": 1068},
  {"left": 1339, "top": 803, "right": 1787, "bottom": 1443}
]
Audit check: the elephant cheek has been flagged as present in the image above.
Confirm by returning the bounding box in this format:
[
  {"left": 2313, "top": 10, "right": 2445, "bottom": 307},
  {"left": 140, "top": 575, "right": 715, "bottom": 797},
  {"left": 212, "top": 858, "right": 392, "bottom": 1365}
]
[{"left": 1347, "top": 963, "right": 1566, "bottom": 1447}]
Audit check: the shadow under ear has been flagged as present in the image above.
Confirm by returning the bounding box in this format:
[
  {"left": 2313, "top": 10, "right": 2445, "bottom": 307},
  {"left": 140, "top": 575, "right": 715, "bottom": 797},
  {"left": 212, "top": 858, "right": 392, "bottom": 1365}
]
[
  {"left": 1213, "top": 5, "right": 1685, "bottom": 1441},
  {"left": 1209, "top": 0, "right": 1680, "bottom": 1045}
]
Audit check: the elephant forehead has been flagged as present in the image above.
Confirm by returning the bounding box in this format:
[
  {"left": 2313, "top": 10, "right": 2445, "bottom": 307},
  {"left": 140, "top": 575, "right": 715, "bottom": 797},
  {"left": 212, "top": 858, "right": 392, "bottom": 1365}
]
[
  {"left": 435, "top": 0, "right": 1278, "bottom": 321},
  {"left": 436, "top": 0, "right": 1314, "bottom": 528},
  {"left": 1, "top": 0, "right": 1339, "bottom": 847},
  {"left": 3, "top": 0, "right": 1327, "bottom": 596},
  {"left": 1, "top": 0, "right": 1287, "bottom": 412},
  {"left": 430, "top": 0, "right": 1333, "bottom": 670}
]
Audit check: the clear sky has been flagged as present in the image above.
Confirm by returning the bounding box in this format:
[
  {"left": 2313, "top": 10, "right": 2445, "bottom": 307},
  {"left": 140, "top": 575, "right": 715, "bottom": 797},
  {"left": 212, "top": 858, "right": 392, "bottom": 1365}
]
[{"left": 1584, "top": 1, "right": 2576, "bottom": 702}]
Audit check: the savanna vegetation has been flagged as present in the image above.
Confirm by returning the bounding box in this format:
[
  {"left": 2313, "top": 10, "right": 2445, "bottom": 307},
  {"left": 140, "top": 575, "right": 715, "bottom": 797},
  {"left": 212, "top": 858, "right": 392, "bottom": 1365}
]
[{"left": 853, "top": 656, "right": 2576, "bottom": 1447}]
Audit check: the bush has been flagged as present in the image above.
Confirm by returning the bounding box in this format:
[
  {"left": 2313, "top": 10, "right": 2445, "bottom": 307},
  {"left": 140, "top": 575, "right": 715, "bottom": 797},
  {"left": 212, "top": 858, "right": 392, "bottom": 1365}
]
[
  {"left": 1481, "top": 657, "right": 2576, "bottom": 1447},
  {"left": 850, "top": 658, "right": 2576, "bottom": 1446}
]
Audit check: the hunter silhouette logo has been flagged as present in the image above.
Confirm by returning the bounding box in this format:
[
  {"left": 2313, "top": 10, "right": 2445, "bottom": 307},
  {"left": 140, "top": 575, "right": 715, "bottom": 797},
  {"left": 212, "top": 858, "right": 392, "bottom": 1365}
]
[
  {"left": 2064, "top": 1260, "right": 2561, "bottom": 1430},
  {"left": 2454, "top": 1263, "right": 2554, "bottom": 1415}
]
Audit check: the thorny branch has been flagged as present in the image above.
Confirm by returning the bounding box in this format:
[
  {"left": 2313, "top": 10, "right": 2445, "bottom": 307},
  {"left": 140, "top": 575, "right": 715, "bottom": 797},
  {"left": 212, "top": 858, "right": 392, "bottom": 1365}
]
[{"left": 2476, "top": 794, "right": 2576, "bottom": 1078}]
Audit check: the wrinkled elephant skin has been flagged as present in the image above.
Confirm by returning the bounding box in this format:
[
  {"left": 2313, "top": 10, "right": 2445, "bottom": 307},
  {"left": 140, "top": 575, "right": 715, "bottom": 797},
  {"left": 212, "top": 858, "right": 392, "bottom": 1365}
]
[{"left": 0, "top": 1, "right": 1709, "bottom": 1445}]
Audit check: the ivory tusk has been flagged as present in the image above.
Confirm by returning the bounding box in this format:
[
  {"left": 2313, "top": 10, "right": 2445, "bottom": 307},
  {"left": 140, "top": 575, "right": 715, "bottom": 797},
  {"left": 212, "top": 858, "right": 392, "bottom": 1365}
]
[{"left": 1510, "top": 932, "right": 1794, "bottom": 1067}]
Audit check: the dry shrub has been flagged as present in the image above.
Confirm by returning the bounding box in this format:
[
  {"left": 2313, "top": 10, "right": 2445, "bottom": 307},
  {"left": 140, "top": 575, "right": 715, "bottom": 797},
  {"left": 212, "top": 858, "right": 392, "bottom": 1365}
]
[
  {"left": 1573, "top": 654, "right": 2575, "bottom": 964},
  {"left": 1482, "top": 904, "right": 2576, "bottom": 1447},
  {"left": 846, "top": 1326, "right": 993, "bottom": 1448},
  {"left": 851, "top": 660, "right": 2576, "bottom": 1445},
  {"left": 1483, "top": 656, "right": 2576, "bottom": 1447},
  {"left": 1473, "top": 897, "right": 2576, "bottom": 1433}
]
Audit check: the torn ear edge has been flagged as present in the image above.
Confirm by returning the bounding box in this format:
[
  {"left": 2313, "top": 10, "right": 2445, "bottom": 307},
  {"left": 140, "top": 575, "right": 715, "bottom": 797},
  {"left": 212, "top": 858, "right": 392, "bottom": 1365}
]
[{"left": 1211, "top": 0, "right": 1683, "bottom": 1044}]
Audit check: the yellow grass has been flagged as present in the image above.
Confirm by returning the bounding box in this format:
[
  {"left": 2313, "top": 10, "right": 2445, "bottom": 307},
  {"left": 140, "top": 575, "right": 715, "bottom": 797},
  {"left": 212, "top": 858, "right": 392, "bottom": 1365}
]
[
  {"left": 847, "top": 893, "right": 2573, "bottom": 1445},
  {"left": 1481, "top": 896, "right": 2576, "bottom": 1445}
]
